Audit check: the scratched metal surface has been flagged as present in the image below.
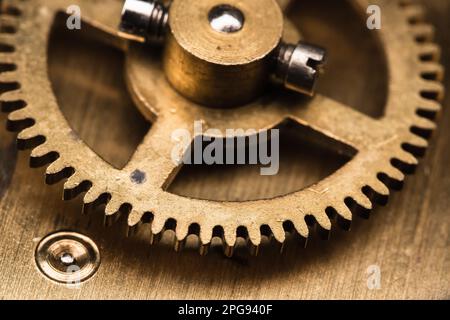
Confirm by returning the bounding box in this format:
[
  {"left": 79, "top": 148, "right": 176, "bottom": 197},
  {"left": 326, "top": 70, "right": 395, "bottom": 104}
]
[{"left": 0, "top": 0, "right": 448, "bottom": 299}]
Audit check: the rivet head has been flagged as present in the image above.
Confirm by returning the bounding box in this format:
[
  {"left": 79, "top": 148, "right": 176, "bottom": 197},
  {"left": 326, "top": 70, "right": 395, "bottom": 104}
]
[{"left": 35, "top": 231, "right": 100, "bottom": 284}]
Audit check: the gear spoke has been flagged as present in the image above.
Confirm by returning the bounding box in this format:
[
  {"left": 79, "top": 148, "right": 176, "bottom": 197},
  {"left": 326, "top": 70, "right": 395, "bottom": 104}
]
[
  {"left": 286, "top": 95, "right": 388, "bottom": 151},
  {"left": 276, "top": 0, "right": 293, "bottom": 12},
  {"left": 124, "top": 113, "right": 196, "bottom": 190},
  {"left": 45, "top": 0, "right": 125, "bottom": 48}
]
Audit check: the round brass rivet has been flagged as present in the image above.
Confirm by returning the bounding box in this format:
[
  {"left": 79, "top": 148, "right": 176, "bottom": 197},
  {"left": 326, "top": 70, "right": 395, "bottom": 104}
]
[{"left": 35, "top": 231, "right": 100, "bottom": 284}]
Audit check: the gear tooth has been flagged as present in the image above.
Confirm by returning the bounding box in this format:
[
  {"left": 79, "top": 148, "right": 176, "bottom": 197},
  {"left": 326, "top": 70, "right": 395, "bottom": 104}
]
[
  {"left": 6, "top": 106, "right": 28, "bottom": 121},
  {"left": 83, "top": 186, "right": 106, "bottom": 205},
  {"left": 397, "top": 148, "right": 419, "bottom": 166},
  {"left": 0, "top": 34, "right": 16, "bottom": 46},
  {"left": 282, "top": 219, "right": 307, "bottom": 248},
  {"left": 30, "top": 143, "right": 58, "bottom": 168},
  {"left": 63, "top": 173, "right": 91, "bottom": 201},
  {"left": 0, "top": 51, "right": 16, "bottom": 63},
  {"left": 411, "top": 23, "right": 435, "bottom": 42},
  {"left": 223, "top": 227, "right": 237, "bottom": 248},
  {"left": 126, "top": 210, "right": 144, "bottom": 237},
  {"left": 30, "top": 142, "right": 51, "bottom": 158},
  {"left": 151, "top": 215, "right": 166, "bottom": 235},
  {"left": 17, "top": 126, "right": 45, "bottom": 149},
  {"left": 0, "top": 89, "right": 22, "bottom": 103},
  {"left": 104, "top": 198, "right": 122, "bottom": 216},
  {"left": 104, "top": 199, "right": 128, "bottom": 227},
  {"left": 0, "top": 1, "right": 24, "bottom": 14},
  {"left": 151, "top": 219, "right": 175, "bottom": 243},
  {"left": 419, "top": 62, "right": 444, "bottom": 82},
  {"left": 368, "top": 178, "right": 390, "bottom": 198},
  {"left": 417, "top": 43, "right": 441, "bottom": 62},
  {"left": 333, "top": 203, "right": 352, "bottom": 231},
  {"left": 419, "top": 80, "right": 445, "bottom": 102},
  {"left": 175, "top": 221, "right": 189, "bottom": 241},
  {"left": 247, "top": 225, "right": 262, "bottom": 247},
  {"left": 83, "top": 188, "right": 110, "bottom": 215},
  {"left": 411, "top": 116, "right": 437, "bottom": 139},
  {"left": 17, "top": 125, "right": 45, "bottom": 149},
  {"left": 362, "top": 181, "right": 389, "bottom": 207},
  {"left": 385, "top": 165, "right": 405, "bottom": 182},
  {"left": 402, "top": 133, "right": 429, "bottom": 157},
  {"left": 7, "top": 111, "right": 34, "bottom": 134},
  {"left": 353, "top": 192, "right": 373, "bottom": 211},
  {"left": 199, "top": 225, "right": 213, "bottom": 246},
  {"left": 16, "top": 124, "right": 39, "bottom": 139},
  {"left": 377, "top": 167, "right": 405, "bottom": 191},
  {"left": 403, "top": 4, "right": 425, "bottom": 23},
  {"left": 290, "top": 217, "right": 309, "bottom": 239},
  {"left": 0, "top": 70, "right": 18, "bottom": 83},
  {"left": 309, "top": 211, "right": 332, "bottom": 239},
  {"left": 174, "top": 223, "right": 188, "bottom": 252},
  {"left": 45, "top": 158, "right": 67, "bottom": 175},
  {"left": 270, "top": 223, "right": 286, "bottom": 244},
  {"left": 128, "top": 209, "right": 144, "bottom": 227},
  {"left": 344, "top": 196, "right": 371, "bottom": 220},
  {"left": 418, "top": 98, "right": 441, "bottom": 112},
  {"left": 315, "top": 211, "right": 332, "bottom": 230},
  {"left": 407, "top": 133, "right": 428, "bottom": 148},
  {"left": 391, "top": 147, "right": 419, "bottom": 175},
  {"left": 416, "top": 98, "right": 441, "bottom": 119},
  {"left": 415, "top": 116, "right": 437, "bottom": 130},
  {"left": 0, "top": 15, "right": 20, "bottom": 29},
  {"left": 63, "top": 172, "right": 83, "bottom": 190},
  {"left": 45, "top": 158, "right": 74, "bottom": 185}
]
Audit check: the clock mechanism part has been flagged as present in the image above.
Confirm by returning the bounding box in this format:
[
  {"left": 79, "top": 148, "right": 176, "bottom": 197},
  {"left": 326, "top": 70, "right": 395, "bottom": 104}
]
[{"left": 0, "top": 0, "right": 445, "bottom": 257}]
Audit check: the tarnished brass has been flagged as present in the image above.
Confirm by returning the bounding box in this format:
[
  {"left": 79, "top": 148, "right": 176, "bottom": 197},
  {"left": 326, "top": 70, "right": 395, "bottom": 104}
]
[
  {"left": 0, "top": 0, "right": 445, "bottom": 257},
  {"left": 163, "top": 0, "right": 284, "bottom": 107}
]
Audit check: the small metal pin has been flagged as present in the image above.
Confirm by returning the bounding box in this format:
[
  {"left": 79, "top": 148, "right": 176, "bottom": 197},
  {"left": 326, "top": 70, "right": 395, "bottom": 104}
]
[
  {"left": 275, "top": 41, "right": 327, "bottom": 96},
  {"left": 119, "top": 0, "right": 168, "bottom": 43}
]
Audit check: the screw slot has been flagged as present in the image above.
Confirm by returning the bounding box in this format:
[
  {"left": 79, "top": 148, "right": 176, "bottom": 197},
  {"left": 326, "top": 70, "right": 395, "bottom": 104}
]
[
  {"left": 35, "top": 231, "right": 100, "bottom": 285},
  {"left": 208, "top": 5, "right": 245, "bottom": 34}
]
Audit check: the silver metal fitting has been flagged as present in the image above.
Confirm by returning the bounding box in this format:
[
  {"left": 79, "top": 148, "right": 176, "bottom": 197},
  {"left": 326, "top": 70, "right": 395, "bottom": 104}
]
[
  {"left": 119, "top": 0, "right": 168, "bottom": 43},
  {"left": 35, "top": 231, "right": 101, "bottom": 284},
  {"left": 275, "top": 42, "right": 327, "bottom": 96}
]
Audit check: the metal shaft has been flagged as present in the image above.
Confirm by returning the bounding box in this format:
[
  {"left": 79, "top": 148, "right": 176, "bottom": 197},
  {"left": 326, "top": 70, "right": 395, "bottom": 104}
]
[{"left": 119, "top": 0, "right": 168, "bottom": 42}]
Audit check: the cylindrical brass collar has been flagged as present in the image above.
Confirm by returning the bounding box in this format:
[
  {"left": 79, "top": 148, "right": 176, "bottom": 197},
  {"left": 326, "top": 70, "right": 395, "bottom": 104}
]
[{"left": 163, "top": 0, "right": 283, "bottom": 108}]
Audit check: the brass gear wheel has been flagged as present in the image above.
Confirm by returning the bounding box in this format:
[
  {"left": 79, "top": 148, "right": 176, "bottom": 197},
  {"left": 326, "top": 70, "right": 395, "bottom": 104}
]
[{"left": 0, "top": 0, "right": 445, "bottom": 256}]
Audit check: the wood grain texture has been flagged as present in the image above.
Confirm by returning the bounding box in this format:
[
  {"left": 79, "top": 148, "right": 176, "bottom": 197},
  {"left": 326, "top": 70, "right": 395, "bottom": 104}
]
[{"left": 0, "top": 0, "right": 448, "bottom": 299}]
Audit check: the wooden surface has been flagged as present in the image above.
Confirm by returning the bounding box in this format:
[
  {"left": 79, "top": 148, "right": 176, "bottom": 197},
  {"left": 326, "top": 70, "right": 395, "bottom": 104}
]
[{"left": 0, "top": 0, "right": 449, "bottom": 299}]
